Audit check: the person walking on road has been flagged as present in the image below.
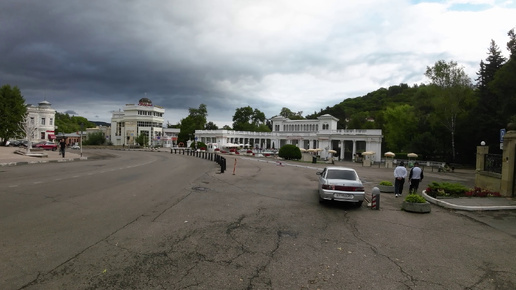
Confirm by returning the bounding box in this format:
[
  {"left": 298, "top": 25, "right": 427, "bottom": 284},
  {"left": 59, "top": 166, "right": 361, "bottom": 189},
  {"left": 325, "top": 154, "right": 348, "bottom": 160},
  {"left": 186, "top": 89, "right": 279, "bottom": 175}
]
[
  {"left": 59, "top": 139, "right": 66, "bottom": 158},
  {"left": 394, "top": 161, "right": 407, "bottom": 197},
  {"left": 409, "top": 162, "right": 424, "bottom": 194}
]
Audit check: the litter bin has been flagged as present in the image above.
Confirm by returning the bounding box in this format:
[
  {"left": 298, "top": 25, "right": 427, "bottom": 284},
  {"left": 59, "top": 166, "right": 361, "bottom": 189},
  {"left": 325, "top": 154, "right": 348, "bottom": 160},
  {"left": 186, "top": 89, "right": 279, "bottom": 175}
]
[{"left": 312, "top": 156, "right": 317, "bottom": 164}]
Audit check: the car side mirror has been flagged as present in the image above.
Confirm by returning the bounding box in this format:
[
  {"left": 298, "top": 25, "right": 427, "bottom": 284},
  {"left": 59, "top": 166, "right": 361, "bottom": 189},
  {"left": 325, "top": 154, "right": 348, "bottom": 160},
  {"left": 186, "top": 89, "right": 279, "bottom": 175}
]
[{"left": 316, "top": 172, "right": 322, "bottom": 175}]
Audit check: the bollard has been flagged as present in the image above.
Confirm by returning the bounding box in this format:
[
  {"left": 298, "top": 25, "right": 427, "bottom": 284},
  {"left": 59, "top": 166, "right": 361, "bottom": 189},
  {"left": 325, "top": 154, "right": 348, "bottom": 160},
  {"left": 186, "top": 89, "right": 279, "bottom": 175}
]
[{"left": 371, "top": 187, "right": 380, "bottom": 210}]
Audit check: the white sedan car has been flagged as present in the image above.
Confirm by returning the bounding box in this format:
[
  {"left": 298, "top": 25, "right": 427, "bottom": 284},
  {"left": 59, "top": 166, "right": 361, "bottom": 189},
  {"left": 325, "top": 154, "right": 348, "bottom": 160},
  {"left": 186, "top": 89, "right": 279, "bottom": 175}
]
[
  {"left": 316, "top": 166, "right": 365, "bottom": 207},
  {"left": 70, "top": 145, "right": 81, "bottom": 150}
]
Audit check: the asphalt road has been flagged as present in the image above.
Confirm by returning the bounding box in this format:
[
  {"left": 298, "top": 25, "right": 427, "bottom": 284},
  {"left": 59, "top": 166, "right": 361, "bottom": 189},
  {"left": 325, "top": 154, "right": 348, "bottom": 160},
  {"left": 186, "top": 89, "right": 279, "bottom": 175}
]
[{"left": 1, "top": 150, "right": 516, "bottom": 289}]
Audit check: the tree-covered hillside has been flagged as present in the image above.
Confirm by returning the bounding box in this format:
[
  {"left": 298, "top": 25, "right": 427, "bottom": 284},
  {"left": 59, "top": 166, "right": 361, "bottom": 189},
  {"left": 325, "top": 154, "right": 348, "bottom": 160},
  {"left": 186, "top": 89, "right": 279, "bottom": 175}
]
[{"left": 305, "top": 29, "right": 516, "bottom": 165}]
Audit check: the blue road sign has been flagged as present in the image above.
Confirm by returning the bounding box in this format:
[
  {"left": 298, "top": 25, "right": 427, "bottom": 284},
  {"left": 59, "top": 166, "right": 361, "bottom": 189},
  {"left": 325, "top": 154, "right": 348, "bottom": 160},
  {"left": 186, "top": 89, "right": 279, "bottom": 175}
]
[{"left": 500, "top": 129, "right": 506, "bottom": 143}]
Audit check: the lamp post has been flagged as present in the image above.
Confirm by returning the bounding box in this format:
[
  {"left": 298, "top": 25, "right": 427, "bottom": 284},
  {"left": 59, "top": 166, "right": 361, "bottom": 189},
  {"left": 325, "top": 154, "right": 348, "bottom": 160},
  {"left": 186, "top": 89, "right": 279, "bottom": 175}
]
[{"left": 80, "top": 123, "right": 83, "bottom": 157}]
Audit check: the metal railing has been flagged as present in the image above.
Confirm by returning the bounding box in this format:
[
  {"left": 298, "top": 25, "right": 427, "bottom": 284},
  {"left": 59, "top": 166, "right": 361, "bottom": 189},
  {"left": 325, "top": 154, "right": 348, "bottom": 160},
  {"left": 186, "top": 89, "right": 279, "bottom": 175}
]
[
  {"left": 484, "top": 154, "right": 502, "bottom": 174},
  {"left": 170, "top": 148, "right": 226, "bottom": 173}
]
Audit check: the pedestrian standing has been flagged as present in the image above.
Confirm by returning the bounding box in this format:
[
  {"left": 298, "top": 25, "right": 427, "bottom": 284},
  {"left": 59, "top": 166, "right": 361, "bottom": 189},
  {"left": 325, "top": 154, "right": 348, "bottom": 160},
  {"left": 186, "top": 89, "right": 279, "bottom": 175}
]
[
  {"left": 394, "top": 161, "right": 407, "bottom": 197},
  {"left": 409, "top": 162, "right": 424, "bottom": 194},
  {"left": 59, "top": 138, "right": 66, "bottom": 158}
]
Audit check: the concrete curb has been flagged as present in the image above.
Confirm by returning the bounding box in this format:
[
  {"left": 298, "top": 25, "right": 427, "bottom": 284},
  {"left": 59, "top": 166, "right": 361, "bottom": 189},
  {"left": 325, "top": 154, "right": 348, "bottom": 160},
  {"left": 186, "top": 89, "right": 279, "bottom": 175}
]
[
  {"left": 423, "top": 191, "right": 516, "bottom": 211},
  {"left": 0, "top": 157, "right": 87, "bottom": 167}
]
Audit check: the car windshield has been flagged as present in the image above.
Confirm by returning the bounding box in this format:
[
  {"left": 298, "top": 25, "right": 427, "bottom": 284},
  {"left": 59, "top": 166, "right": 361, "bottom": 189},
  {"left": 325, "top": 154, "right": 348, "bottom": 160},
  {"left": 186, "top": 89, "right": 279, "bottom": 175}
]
[{"left": 326, "top": 169, "right": 357, "bottom": 180}]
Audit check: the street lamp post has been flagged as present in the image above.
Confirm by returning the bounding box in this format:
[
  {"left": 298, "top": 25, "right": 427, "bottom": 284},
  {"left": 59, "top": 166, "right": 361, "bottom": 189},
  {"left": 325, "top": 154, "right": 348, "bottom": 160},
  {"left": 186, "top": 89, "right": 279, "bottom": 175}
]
[{"left": 80, "top": 123, "right": 84, "bottom": 157}]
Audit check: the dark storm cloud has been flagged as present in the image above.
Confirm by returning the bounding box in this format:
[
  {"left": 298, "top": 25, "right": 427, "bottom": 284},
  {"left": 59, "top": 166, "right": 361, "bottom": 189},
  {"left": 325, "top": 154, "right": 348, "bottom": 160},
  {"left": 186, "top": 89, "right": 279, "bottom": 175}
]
[
  {"left": 1, "top": 1, "right": 514, "bottom": 125},
  {"left": 0, "top": 1, "right": 243, "bottom": 118}
]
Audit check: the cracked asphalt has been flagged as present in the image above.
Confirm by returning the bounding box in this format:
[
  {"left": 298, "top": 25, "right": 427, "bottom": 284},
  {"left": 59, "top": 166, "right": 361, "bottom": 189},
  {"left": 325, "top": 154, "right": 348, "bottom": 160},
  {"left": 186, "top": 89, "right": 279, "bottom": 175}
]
[{"left": 1, "top": 150, "right": 516, "bottom": 289}]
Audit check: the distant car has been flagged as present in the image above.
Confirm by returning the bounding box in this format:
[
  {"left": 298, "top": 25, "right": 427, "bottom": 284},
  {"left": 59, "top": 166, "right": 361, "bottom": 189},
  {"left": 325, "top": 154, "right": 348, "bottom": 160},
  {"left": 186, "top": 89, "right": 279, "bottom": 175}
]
[
  {"left": 8, "top": 140, "right": 22, "bottom": 146},
  {"left": 316, "top": 166, "right": 365, "bottom": 207},
  {"left": 70, "top": 145, "right": 81, "bottom": 150},
  {"left": 34, "top": 141, "right": 58, "bottom": 151}
]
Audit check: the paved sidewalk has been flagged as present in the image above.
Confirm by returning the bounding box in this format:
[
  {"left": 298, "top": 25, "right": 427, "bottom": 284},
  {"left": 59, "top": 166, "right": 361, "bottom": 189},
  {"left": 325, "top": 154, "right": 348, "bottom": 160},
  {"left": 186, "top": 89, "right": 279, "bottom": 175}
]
[{"left": 0, "top": 146, "right": 86, "bottom": 166}]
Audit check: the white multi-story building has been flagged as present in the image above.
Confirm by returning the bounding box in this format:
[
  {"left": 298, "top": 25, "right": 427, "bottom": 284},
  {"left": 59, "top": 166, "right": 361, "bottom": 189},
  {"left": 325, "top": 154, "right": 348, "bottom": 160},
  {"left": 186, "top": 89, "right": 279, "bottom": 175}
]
[
  {"left": 195, "top": 114, "right": 383, "bottom": 161},
  {"left": 26, "top": 100, "right": 56, "bottom": 142},
  {"left": 110, "top": 98, "right": 165, "bottom": 146}
]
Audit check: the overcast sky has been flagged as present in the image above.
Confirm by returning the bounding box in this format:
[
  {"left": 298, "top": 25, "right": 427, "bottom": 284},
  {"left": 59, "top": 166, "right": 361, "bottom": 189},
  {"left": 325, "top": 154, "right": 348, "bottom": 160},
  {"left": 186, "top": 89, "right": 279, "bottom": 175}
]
[{"left": 1, "top": 1, "right": 514, "bottom": 127}]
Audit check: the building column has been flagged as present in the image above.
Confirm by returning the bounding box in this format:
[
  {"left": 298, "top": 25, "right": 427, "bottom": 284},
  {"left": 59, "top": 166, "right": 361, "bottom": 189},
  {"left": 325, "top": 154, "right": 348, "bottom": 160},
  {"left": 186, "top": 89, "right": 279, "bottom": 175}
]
[
  {"left": 340, "top": 140, "right": 344, "bottom": 160},
  {"left": 352, "top": 140, "right": 357, "bottom": 161}
]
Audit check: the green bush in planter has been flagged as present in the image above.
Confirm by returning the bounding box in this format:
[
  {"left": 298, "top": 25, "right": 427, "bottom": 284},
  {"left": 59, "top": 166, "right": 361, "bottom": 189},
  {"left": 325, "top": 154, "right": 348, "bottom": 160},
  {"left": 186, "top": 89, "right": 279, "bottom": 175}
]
[
  {"left": 405, "top": 194, "right": 426, "bottom": 203},
  {"left": 379, "top": 181, "right": 393, "bottom": 186}
]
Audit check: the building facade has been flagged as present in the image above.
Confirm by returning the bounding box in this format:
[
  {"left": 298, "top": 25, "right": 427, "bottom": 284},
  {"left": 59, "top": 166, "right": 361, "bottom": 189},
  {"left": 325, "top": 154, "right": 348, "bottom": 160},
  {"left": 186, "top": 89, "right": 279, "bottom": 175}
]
[
  {"left": 195, "top": 114, "right": 383, "bottom": 161},
  {"left": 26, "top": 100, "right": 56, "bottom": 143},
  {"left": 162, "top": 128, "right": 180, "bottom": 148},
  {"left": 110, "top": 98, "right": 165, "bottom": 146}
]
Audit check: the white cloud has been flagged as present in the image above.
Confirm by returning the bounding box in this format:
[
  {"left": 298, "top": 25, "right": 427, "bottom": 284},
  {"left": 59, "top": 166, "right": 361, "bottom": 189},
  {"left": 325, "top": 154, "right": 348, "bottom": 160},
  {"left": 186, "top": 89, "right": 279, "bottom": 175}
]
[{"left": 1, "top": 0, "right": 514, "bottom": 126}]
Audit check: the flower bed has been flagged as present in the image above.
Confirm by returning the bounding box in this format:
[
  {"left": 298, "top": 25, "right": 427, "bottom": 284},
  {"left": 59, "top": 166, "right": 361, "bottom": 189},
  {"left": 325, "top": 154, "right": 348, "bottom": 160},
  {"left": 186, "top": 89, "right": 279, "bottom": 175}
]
[{"left": 425, "top": 182, "right": 500, "bottom": 198}]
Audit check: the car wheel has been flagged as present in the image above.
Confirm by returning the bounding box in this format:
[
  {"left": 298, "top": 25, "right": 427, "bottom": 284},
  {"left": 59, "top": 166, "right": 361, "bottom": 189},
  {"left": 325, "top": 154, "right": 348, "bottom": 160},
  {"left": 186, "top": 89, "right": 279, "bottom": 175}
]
[
  {"left": 318, "top": 194, "right": 325, "bottom": 204},
  {"left": 355, "top": 201, "right": 363, "bottom": 207}
]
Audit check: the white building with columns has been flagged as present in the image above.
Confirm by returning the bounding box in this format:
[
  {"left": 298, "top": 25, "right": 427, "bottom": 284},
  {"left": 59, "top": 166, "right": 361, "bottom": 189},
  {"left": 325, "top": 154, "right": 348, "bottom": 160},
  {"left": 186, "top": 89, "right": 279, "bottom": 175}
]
[
  {"left": 195, "top": 114, "right": 383, "bottom": 161},
  {"left": 110, "top": 98, "right": 165, "bottom": 147}
]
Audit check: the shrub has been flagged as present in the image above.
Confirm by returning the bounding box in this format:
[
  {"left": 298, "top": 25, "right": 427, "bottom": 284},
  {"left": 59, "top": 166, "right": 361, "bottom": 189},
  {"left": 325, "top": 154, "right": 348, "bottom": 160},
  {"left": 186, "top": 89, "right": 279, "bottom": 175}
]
[
  {"left": 405, "top": 194, "right": 426, "bottom": 203},
  {"left": 379, "top": 181, "right": 393, "bottom": 186},
  {"left": 425, "top": 182, "right": 500, "bottom": 198},
  {"left": 425, "top": 182, "right": 469, "bottom": 197},
  {"left": 190, "top": 141, "right": 207, "bottom": 149},
  {"left": 278, "top": 144, "right": 302, "bottom": 160}
]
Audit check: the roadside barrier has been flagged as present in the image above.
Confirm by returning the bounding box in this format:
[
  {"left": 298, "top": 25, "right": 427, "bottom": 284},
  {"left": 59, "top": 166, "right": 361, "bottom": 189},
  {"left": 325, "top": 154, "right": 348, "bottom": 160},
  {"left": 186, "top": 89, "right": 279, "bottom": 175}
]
[
  {"left": 371, "top": 187, "right": 380, "bottom": 210},
  {"left": 171, "top": 148, "right": 226, "bottom": 173}
]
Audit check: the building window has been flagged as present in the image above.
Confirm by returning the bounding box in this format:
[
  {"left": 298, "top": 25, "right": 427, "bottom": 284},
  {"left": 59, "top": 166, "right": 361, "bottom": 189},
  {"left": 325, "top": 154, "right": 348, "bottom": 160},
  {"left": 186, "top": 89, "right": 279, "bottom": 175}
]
[
  {"left": 41, "top": 132, "right": 45, "bottom": 139},
  {"left": 50, "top": 118, "right": 53, "bottom": 125},
  {"left": 30, "top": 117, "right": 35, "bottom": 125},
  {"left": 41, "top": 118, "right": 46, "bottom": 125}
]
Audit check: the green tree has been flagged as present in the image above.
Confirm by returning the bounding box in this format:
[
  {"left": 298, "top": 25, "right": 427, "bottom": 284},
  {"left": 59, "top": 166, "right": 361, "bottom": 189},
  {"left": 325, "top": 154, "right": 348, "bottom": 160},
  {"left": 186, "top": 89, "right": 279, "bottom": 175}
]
[
  {"left": 425, "top": 60, "right": 474, "bottom": 161},
  {"left": 279, "top": 107, "right": 304, "bottom": 120},
  {"left": 0, "top": 85, "right": 27, "bottom": 144},
  {"left": 507, "top": 28, "right": 516, "bottom": 57},
  {"left": 84, "top": 132, "right": 106, "bottom": 145},
  {"left": 473, "top": 40, "right": 507, "bottom": 151},
  {"left": 135, "top": 133, "right": 148, "bottom": 146},
  {"left": 205, "top": 121, "right": 218, "bottom": 130},
  {"left": 55, "top": 112, "right": 95, "bottom": 135},
  {"left": 232, "top": 106, "right": 269, "bottom": 131},
  {"left": 178, "top": 104, "right": 207, "bottom": 144},
  {"left": 382, "top": 105, "right": 417, "bottom": 152}
]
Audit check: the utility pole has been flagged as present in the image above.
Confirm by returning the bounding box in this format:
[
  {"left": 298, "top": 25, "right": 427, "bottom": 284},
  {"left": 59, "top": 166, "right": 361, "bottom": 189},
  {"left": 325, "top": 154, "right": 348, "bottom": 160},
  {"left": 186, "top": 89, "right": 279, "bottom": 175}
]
[{"left": 80, "top": 123, "right": 83, "bottom": 157}]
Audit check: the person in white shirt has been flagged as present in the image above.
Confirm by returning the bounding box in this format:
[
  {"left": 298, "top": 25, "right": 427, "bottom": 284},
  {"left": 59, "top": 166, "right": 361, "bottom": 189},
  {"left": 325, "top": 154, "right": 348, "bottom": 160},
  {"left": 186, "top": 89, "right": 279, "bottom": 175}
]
[
  {"left": 409, "top": 162, "right": 424, "bottom": 194},
  {"left": 393, "top": 161, "right": 407, "bottom": 197}
]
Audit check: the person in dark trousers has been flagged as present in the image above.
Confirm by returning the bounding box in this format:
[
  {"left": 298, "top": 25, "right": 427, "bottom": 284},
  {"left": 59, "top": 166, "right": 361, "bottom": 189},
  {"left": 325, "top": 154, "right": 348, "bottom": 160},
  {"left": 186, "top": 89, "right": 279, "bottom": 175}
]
[
  {"left": 59, "top": 139, "right": 66, "bottom": 158},
  {"left": 394, "top": 161, "right": 407, "bottom": 197},
  {"left": 409, "top": 162, "right": 424, "bottom": 194}
]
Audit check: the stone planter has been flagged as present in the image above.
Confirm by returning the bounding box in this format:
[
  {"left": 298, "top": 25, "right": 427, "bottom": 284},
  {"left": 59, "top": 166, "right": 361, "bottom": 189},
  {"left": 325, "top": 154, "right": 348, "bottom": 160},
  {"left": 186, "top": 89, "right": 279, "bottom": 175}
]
[
  {"left": 378, "top": 185, "right": 395, "bottom": 193},
  {"left": 402, "top": 201, "right": 431, "bottom": 213}
]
